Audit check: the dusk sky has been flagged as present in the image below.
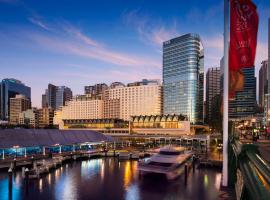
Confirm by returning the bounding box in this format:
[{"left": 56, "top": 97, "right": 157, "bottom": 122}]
[{"left": 0, "top": 0, "right": 269, "bottom": 107}]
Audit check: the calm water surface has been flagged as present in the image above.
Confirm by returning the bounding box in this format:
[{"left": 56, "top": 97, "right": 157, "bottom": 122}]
[{"left": 0, "top": 158, "right": 222, "bottom": 200}]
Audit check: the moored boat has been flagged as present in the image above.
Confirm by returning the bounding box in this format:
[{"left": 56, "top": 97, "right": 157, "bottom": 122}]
[{"left": 138, "top": 146, "right": 193, "bottom": 180}]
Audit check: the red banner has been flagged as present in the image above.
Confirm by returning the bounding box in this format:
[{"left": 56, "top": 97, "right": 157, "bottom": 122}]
[{"left": 229, "top": 0, "right": 258, "bottom": 98}]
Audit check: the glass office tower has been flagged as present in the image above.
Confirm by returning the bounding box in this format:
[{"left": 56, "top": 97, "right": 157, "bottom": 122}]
[
  {"left": 229, "top": 68, "right": 256, "bottom": 118},
  {"left": 163, "top": 34, "right": 204, "bottom": 123},
  {"left": 0, "top": 78, "right": 31, "bottom": 120}
]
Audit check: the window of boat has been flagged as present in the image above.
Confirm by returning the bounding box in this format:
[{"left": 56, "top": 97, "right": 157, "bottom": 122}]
[
  {"left": 148, "top": 162, "right": 173, "bottom": 167},
  {"left": 159, "top": 151, "right": 181, "bottom": 155}
]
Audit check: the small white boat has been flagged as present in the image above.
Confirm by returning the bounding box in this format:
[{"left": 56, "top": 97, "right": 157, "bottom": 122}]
[{"left": 138, "top": 146, "right": 193, "bottom": 180}]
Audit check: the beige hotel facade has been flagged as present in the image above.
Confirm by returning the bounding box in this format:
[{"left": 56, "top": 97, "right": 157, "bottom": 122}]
[{"left": 54, "top": 80, "right": 162, "bottom": 126}]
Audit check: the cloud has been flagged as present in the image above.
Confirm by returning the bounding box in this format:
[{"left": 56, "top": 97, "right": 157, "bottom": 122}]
[
  {"left": 123, "top": 9, "right": 178, "bottom": 47},
  {"left": 26, "top": 21, "right": 160, "bottom": 68},
  {"left": 62, "top": 24, "right": 101, "bottom": 48},
  {"left": 28, "top": 17, "right": 51, "bottom": 31}
]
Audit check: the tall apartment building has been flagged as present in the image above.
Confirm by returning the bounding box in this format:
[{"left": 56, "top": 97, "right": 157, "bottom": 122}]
[
  {"left": 9, "top": 94, "right": 31, "bottom": 124},
  {"left": 37, "top": 107, "right": 55, "bottom": 128},
  {"left": 206, "top": 67, "right": 221, "bottom": 124},
  {"left": 163, "top": 34, "right": 204, "bottom": 123},
  {"left": 42, "top": 84, "right": 72, "bottom": 110},
  {"left": 0, "top": 79, "right": 31, "bottom": 120},
  {"left": 104, "top": 80, "right": 162, "bottom": 120},
  {"left": 259, "top": 60, "right": 268, "bottom": 108}
]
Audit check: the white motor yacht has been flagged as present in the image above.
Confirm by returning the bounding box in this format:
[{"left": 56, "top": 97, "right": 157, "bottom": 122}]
[{"left": 138, "top": 146, "right": 193, "bottom": 180}]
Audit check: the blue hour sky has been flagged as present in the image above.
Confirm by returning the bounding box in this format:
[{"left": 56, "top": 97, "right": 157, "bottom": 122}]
[{"left": 0, "top": 0, "right": 269, "bottom": 107}]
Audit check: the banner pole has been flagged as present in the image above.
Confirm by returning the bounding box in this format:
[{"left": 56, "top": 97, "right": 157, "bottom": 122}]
[{"left": 222, "top": 0, "right": 229, "bottom": 187}]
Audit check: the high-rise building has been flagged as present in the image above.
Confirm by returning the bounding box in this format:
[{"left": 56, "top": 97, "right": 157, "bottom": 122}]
[
  {"left": 162, "top": 34, "right": 204, "bottom": 123},
  {"left": 84, "top": 83, "right": 108, "bottom": 98},
  {"left": 259, "top": 60, "right": 268, "bottom": 108},
  {"left": 0, "top": 79, "right": 31, "bottom": 120},
  {"left": 104, "top": 80, "right": 162, "bottom": 120},
  {"left": 206, "top": 67, "right": 221, "bottom": 124},
  {"left": 47, "top": 84, "right": 57, "bottom": 109},
  {"left": 37, "top": 107, "right": 55, "bottom": 128},
  {"left": 42, "top": 84, "right": 72, "bottom": 110},
  {"left": 229, "top": 68, "right": 256, "bottom": 118},
  {"left": 42, "top": 94, "right": 47, "bottom": 108},
  {"left": 9, "top": 94, "right": 31, "bottom": 124},
  {"left": 56, "top": 86, "right": 73, "bottom": 110}
]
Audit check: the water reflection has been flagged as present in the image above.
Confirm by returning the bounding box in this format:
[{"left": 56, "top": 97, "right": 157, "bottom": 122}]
[{"left": 0, "top": 158, "right": 223, "bottom": 200}]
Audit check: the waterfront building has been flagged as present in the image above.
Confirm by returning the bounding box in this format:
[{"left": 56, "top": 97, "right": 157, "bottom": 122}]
[
  {"left": 104, "top": 80, "right": 162, "bottom": 120},
  {"left": 84, "top": 83, "right": 108, "bottom": 98},
  {"left": 206, "top": 67, "right": 221, "bottom": 124},
  {"left": 9, "top": 94, "right": 31, "bottom": 124},
  {"left": 229, "top": 68, "right": 256, "bottom": 119},
  {"left": 61, "top": 118, "right": 127, "bottom": 129},
  {"left": 58, "top": 114, "right": 191, "bottom": 136},
  {"left": 259, "top": 60, "right": 268, "bottom": 108},
  {"left": 131, "top": 114, "right": 187, "bottom": 128},
  {"left": 162, "top": 34, "right": 204, "bottom": 124},
  {"left": 42, "top": 84, "right": 72, "bottom": 110},
  {"left": 54, "top": 95, "right": 104, "bottom": 123},
  {"left": 19, "top": 108, "right": 39, "bottom": 128},
  {"left": 37, "top": 107, "right": 55, "bottom": 128},
  {"left": 0, "top": 79, "right": 31, "bottom": 120}
]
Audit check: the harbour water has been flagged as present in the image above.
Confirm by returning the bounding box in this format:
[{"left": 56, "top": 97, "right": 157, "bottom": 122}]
[{"left": 0, "top": 158, "right": 228, "bottom": 200}]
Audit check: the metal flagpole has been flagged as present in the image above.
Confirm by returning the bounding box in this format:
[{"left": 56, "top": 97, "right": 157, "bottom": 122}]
[{"left": 222, "top": 0, "right": 229, "bottom": 187}]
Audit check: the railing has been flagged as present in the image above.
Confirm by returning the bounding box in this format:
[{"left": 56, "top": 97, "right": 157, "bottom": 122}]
[{"left": 230, "top": 138, "right": 270, "bottom": 200}]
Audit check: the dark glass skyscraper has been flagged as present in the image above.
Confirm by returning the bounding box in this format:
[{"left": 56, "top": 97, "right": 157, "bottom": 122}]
[
  {"left": 0, "top": 78, "right": 31, "bottom": 120},
  {"left": 229, "top": 68, "right": 256, "bottom": 118},
  {"left": 42, "top": 84, "right": 72, "bottom": 110},
  {"left": 206, "top": 67, "right": 221, "bottom": 124},
  {"left": 163, "top": 34, "right": 204, "bottom": 123}
]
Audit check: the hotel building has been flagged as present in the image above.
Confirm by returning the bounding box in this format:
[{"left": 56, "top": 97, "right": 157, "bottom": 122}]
[{"left": 104, "top": 80, "right": 162, "bottom": 120}]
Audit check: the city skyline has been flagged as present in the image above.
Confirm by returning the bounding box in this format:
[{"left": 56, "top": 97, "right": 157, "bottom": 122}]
[{"left": 0, "top": 0, "right": 270, "bottom": 107}]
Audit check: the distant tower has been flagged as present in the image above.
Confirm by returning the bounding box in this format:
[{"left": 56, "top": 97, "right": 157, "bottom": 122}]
[
  {"left": 206, "top": 67, "right": 221, "bottom": 123},
  {"left": 42, "top": 84, "right": 72, "bottom": 110}
]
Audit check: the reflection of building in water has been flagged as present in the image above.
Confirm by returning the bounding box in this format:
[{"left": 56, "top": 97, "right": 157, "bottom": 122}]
[
  {"left": 124, "top": 161, "right": 138, "bottom": 190},
  {"left": 124, "top": 161, "right": 132, "bottom": 189}
]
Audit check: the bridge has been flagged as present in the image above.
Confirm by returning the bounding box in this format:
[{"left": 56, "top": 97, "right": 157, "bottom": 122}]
[{"left": 229, "top": 137, "right": 270, "bottom": 200}]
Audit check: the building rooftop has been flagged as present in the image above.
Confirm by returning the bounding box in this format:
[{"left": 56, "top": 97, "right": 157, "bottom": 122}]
[{"left": 0, "top": 129, "right": 113, "bottom": 149}]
